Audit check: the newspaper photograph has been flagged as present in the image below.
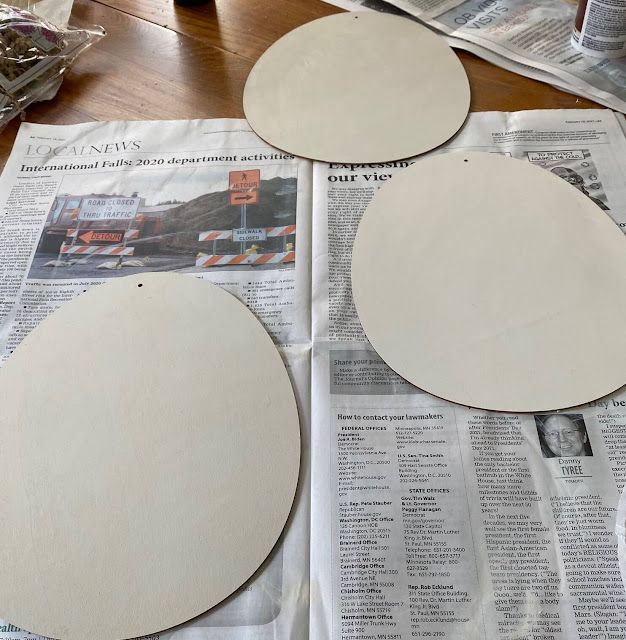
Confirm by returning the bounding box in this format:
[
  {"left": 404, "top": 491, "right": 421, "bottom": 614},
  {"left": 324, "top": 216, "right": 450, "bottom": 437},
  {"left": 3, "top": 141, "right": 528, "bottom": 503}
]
[
  {"left": 1, "top": 111, "right": 626, "bottom": 640},
  {"left": 28, "top": 167, "right": 297, "bottom": 279}
]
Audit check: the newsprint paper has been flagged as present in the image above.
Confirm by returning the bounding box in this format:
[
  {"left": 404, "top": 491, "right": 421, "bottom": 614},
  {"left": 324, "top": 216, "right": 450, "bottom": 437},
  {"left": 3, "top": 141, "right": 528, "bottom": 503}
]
[
  {"left": 0, "top": 110, "right": 625, "bottom": 640},
  {"left": 324, "top": 0, "right": 626, "bottom": 114}
]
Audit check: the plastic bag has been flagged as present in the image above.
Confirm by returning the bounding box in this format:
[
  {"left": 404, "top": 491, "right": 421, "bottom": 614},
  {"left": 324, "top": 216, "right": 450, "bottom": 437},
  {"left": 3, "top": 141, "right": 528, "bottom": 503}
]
[
  {"left": 0, "top": 4, "right": 105, "bottom": 131},
  {"left": 11, "top": 0, "right": 75, "bottom": 28}
]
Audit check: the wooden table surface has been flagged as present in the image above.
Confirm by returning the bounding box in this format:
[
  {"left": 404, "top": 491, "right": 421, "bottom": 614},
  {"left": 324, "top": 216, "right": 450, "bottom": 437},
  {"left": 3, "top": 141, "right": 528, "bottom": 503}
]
[{"left": 0, "top": 0, "right": 601, "bottom": 170}]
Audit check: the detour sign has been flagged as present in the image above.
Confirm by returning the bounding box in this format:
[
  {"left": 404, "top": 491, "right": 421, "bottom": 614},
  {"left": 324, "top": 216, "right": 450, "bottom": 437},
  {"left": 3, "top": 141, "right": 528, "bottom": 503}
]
[
  {"left": 229, "top": 169, "right": 260, "bottom": 206},
  {"left": 229, "top": 170, "right": 260, "bottom": 191},
  {"left": 77, "top": 230, "right": 126, "bottom": 245}
]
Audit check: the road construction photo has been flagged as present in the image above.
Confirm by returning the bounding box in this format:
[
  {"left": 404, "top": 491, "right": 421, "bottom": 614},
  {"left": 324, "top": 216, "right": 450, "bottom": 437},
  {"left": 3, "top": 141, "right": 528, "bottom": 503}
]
[{"left": 28, "top": 167, "right": 298, "bottom": 279}]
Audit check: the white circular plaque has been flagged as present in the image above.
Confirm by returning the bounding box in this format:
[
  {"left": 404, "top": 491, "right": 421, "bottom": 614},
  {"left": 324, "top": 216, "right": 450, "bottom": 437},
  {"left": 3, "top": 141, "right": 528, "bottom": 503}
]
[
  {"left": 243, "top": 12, "right": 470, "bottom": 162},
  {"left": 0, "top": 273, "right": 300, "bottom": 640},
  {"left": 352, "top": 152, "right": 626, "bottom": 412}
]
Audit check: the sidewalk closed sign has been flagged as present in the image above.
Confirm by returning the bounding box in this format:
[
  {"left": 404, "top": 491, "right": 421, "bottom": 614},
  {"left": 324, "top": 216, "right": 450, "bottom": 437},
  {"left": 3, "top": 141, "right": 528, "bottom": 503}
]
[
  {"left": 78, "top": 197, "right": 141, "bottom": 221},
  {"left": 233, "top": 228, "right": 267, "bottom": 242}
]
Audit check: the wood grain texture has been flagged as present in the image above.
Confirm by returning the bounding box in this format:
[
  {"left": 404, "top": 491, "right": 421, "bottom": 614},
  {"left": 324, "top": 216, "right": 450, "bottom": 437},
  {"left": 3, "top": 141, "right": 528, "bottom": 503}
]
[
  {"left": 93, "top": 0, "right": 344, "bottom": 61},
  {"left": 0, "top": 0, "right": 603, "bottom": 172},
  {"left": 459, "top": 51, "right": 599, "bottom": 112}
]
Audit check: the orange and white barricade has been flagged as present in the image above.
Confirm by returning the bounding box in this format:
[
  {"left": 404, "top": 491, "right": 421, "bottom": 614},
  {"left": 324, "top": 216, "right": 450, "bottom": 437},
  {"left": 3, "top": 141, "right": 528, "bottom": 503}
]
[
  {"left": 66, "top": 229, "right": 140, "bottom": 241},
  {"left": 195, "top": 251, "right": 295, "bottom": 267},
  {"left": 60, "top": 244, "right": 135, "bottom": 256},
  {"left": 198, "top": 230, "right": 234, "bottom": 242},
  {"left": 265, "top": 225, "right": 296, "bottom": 237},
  {"left": 198, "top": 226, "right": 296, "bottom": 242}
]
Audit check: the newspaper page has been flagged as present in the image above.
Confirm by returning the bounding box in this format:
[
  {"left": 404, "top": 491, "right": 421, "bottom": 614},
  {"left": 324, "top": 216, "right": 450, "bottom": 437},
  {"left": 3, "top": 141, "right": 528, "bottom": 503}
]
[
  {"left": 384, "top": 0, "right": 626, "bottom": 113},
  {"left": 322, "top": 0, "right": 626, "bottom": 113},
  {"left": 0, "top": 118, "right": 312, "bottom": 640},
  {"left": 310, "top": 109, "right": 626, "bottom": 640},
  {"left": 320, "top": 0, "right": 580, "bottom": 100},
  {"left": 617, "top": 485, "right": 626, "bottom": 599}
]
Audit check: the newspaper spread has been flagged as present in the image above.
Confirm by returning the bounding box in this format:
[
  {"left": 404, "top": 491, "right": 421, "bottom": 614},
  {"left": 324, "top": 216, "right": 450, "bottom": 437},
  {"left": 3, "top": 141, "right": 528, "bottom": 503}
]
[
  {"left": 324, "top": 0, "right": 626, "bottom": 114},
  {"left": 0, "top": 119, "right": 313, "bottom": 640},
  {"left": 1, "top": 110, "right": 626, "bottom": 639}
]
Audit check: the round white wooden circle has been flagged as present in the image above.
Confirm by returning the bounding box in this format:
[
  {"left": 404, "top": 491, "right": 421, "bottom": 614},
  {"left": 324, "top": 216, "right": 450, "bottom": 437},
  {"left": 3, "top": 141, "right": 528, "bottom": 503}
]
[
  {"left": 0, "top": 273, "right": 300, "bottom": 640},
  {"left": 243, "top": 12, "right": 470, "bottom": 163},
  {"left": 352, "top": 152, "right": 626, "bottom": 412}
]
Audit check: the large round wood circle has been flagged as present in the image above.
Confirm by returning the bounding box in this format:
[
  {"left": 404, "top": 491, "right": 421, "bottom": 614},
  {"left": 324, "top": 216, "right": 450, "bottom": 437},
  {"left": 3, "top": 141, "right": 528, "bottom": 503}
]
[
  {"left": 243, "top": 12, "right": 470, "bottom": 162},
  {"left": 352, "top": 152, "right": 626, "bottom": 412},
  {"left": 0, "top": 273, "right": 300, "bottom": 640}
]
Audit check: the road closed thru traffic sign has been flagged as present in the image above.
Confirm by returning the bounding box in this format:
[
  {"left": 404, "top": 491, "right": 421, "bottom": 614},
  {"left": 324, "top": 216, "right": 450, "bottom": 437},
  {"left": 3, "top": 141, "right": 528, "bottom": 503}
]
[{"left": 78, "top": 197, "right": 140, "bottom": 221}]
